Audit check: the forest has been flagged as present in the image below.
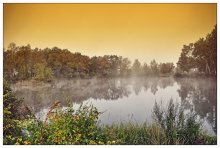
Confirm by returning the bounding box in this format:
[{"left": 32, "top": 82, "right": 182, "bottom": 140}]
[
  {"left": 4, "top": 25, "right": 216, "bottom": 82},
  {"left": 3, "top": 44, "right": 174, "bottom": 81}
]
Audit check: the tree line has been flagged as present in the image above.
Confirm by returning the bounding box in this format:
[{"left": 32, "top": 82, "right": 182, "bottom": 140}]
[
  {"left": 4, "top": 44, "right": 175, "bottom": 81},
  {"left": 4, "top": 25, "right": 216, "bottom": 81},
  {"left": 177, "top": 25, "right": 217, "bottom": 76}
]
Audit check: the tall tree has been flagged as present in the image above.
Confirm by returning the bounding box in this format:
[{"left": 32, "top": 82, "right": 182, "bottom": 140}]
[
  {"left": 150, "top": 59, "right": 159, "bottom": 74},
  {"left": 177, "top": 43, "right": 194, "bottom": 72},
  {"left": 178, "top": 25, "right": 217, "bottom": 76},
  {"left": 159, "top": 62, "right": 175, "bottom": 74},
  {"left": 132, "top": 59, "right": 141, "bottom": 75},
  {"left": 119, "top": 57, "right": 131, "bottom": 76},
  {"left": 142, "top": 63, "right": 150, "bottom": 76}
]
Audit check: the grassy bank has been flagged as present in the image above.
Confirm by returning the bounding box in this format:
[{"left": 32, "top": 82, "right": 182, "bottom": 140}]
[
  {"left": 4, "top": 103, "right": 217, "bottom": 145},
  {"left": 3, "top": 80, "right": 217, "bottom": 145}
]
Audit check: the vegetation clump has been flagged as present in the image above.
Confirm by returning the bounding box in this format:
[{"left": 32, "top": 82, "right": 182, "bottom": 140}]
[
  {"left": 3, "top": 79, "right": 25, "bottom": 144},
  {"left": 21, "top": 104, "right": 109, "bottom": 144},
  {"left": 152, "top": 99, "right": 216, "bottom": 144}
]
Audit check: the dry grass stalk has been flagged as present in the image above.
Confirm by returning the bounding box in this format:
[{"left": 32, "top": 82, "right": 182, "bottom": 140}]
[
  {"left": 44, "top": 100, "right": 61, "bottom": 125},
  {"left": 40, "top": 100, "right": 61, "bottom": 144}
]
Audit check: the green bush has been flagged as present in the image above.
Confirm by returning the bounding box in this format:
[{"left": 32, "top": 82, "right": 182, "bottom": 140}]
[
  {"left": 3, "top": 79, "right": 24, "bottom": 144},
  {"left": 22, "top": 103, "right": 109, "bottom": 144}
]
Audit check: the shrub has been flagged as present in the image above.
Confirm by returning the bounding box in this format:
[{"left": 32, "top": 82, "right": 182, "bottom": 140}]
[
  {"left": 22, "top": 103, "right": 108, "bottom": 144},
  {"left": 3, "top": 79, "right": 24, "bottom": 144}
]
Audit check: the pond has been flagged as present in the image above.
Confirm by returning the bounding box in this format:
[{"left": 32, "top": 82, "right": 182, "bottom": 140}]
[{"left": 11, "top": 77, "right": 217, "bottom": 136}]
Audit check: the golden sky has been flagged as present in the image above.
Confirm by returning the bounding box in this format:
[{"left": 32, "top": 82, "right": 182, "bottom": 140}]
[{"left": 4, "top": 4, "right": 216, "bottom": 64}]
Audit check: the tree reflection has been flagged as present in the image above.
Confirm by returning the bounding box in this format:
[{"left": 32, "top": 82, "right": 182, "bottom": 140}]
[
  {"left": 143, "top": 77, "right": 175, "bottom": 95},
  {"left": 150, "top": 83, "right": 158, "bottom": 95},
  {"left": 12, "top": 78, "right": 131, "bottom": 112},
  {"left": 176, "top": 78, "right": 217, "bottom": 134},
  {"left": 132, "top": 78, "right": 143, "bottom": 95},
  {"left": 12, "top": 77, "right": 176, "bottom": 113}
]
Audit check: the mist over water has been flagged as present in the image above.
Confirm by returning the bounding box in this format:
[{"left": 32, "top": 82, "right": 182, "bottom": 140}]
[{"left": 11, "top": 77, "right": 216, "bottom": 136}]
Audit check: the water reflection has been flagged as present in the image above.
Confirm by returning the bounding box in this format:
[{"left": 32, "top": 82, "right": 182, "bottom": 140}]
[
  {"left": 12, "top": 77, "right": 175, "bottom": 111},
  {"left": 175, "top": 78, "right": 217, "bottom": 134},
  {"left": 11, "top": 77, "right": 216, "bottom": 135}
]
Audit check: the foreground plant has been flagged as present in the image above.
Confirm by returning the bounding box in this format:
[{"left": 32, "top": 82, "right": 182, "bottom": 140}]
[
  {"left": 21, "top": 103, "right": 109, "bottom": 145},
  {"left": 152, "top": 99, "right": 217, "bottom": 144},
  {"left": 3, "top": 79, "right": 24, "bottom": 144}
]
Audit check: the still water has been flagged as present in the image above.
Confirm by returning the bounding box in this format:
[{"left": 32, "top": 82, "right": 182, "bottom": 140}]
[{"left": 11, "top": 77, "right": 217, "bottom": 135}]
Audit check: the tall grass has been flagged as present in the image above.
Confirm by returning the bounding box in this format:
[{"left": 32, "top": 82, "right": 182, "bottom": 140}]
[
  {"left": 101, "top": 99, "right": 217, "bottom": 145},
  {"left": 152, "top": 99, "right": 213, "bottom": 144}
]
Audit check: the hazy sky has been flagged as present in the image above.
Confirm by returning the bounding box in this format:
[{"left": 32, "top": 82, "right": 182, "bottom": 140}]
[{"left": 4, "top": 4, "right": 216, "bottom": 64}]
